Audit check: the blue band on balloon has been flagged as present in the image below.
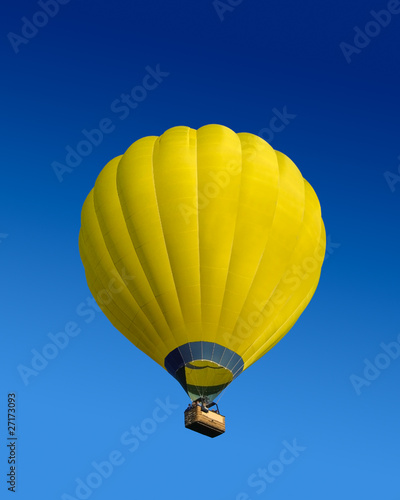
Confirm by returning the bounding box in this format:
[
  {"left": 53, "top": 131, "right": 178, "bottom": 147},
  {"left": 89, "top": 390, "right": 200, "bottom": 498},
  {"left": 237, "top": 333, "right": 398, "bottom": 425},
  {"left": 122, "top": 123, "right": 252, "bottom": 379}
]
[{"left": 164, "top": 342, "right": 244, "bottom": 380}]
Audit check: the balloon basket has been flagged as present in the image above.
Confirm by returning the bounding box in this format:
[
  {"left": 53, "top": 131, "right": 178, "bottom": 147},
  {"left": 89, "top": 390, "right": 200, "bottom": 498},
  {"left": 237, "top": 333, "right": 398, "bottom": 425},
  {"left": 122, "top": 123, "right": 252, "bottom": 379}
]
[{"left": 184, "top": 405, "right": 225, "bottom": 438}]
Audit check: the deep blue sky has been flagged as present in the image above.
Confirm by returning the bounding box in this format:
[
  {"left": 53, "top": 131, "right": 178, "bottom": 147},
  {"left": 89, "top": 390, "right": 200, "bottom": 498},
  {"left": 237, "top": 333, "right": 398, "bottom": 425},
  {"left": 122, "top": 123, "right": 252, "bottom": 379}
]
[{"left": 1, "top": 1, "right": 400, "bottom": 499}]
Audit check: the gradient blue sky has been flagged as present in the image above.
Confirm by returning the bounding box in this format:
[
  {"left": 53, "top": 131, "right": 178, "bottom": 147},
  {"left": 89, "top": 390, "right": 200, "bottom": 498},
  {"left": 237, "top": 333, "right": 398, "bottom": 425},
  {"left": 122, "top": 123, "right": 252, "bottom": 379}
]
[{"left": 1, "top": 1, "right": 400, "bottom": 499}]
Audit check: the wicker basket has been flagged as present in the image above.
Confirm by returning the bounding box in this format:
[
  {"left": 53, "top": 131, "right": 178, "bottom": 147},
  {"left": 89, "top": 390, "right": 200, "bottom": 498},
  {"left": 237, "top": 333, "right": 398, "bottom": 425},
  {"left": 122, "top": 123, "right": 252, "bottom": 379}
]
[{"left": 184, "top": 406, "right": 225, "bottom": 438}]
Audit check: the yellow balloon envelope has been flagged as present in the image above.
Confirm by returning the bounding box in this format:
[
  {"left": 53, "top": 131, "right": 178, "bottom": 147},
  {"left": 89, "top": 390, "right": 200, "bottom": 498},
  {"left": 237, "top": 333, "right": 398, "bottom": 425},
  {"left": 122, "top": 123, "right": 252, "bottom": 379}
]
[{"left": 79, "top": 125, "right": 325, "bottom": 402}]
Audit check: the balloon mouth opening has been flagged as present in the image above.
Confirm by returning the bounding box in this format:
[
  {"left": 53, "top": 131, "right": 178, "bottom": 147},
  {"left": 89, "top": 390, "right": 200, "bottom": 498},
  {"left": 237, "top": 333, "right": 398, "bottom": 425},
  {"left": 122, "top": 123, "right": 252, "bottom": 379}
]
[
  {"left": 164, "top": 341, "right": 244, "bottom": 401},
  {"left": 178, "top": 361, "right": 233, "bottom": 401}
]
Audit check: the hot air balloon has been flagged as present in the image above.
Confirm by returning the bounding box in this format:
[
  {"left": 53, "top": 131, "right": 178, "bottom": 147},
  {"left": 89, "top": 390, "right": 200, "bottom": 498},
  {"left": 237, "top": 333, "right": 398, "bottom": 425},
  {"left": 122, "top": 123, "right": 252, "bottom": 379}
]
[{"left": 79, "top": 124, "right": 325, "bottom": 437}]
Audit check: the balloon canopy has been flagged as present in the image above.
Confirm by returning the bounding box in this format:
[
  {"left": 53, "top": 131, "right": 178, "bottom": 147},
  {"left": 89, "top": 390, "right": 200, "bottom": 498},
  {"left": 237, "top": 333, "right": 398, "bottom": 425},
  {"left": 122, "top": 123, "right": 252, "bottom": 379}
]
[{"left": 79, "top": 125, "right": 325, "bottom": 402}]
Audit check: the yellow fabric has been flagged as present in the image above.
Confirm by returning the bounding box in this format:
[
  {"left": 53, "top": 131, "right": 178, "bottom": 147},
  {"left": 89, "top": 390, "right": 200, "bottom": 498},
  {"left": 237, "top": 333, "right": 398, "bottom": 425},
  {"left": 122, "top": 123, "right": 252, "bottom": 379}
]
[
  {"left": 79, "top": 125, "right": 325, "bottom": 377},
  {"left": 184, "top": 360, "right": 233, "bottom": 396}
]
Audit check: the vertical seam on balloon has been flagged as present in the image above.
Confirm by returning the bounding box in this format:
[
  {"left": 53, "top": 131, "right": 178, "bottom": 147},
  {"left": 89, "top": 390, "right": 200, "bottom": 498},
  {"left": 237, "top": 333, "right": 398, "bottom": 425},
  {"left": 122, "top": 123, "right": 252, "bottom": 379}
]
[
  {"left": 196, "top": 126, "right": 202, "bottom": 338},
  {"left": 83, "top": 191, "right": 162, "bottom": 359},
  {"left": 103, "top": 157, "right": 171, "bottom": 358},
  {"left": 199, "top": 128, "right": 243, "bottom": 395},
  {"left": 108, "top": 151, "right": 172, "bottom": 361},
  {"left": 208, "top": 132, "right": 244, "bottom": 379},
  {"left": 197, "top": 130, "right": 213, "bottom": 396},
  {"left": 219, "top": 140, "right": 281, "bottom": 368},
  {"left": 231, "top": 176, "right": 323, "bottom": 373},
  {"left": 233, "top": 275, "right": 320, "bottom": 376},
  {"left": 150, "top": 132, "right": 198, "bottom": 394},
  {"left": 90, "top": 192, "right": 162, "bottom": 357},
  {"left": 196, "top": 127, "right": 204, "bottom": 346},
  {"left": 226, "top": 153, "right": 294, "bottom": 370},
  {"left": 179, "top": 128, "right": 202, "bottom": 400},
  {"left": 230, "top": 171, "right": 307, "bottom": 371},
  {"left": 116, "top": 147, "right": 180, "bottom": 361},
  {"left": 235, "top": 203, "right": 324, "bottom": 373},
  {"left": 195, "top": 129, "right": 212, "bottom": 398},
  {"left": 193, "top": 130, "right": 204, "bottom": 398},
  {"left": 81, "top": 248, "right": 154, "bottom": 358}
]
